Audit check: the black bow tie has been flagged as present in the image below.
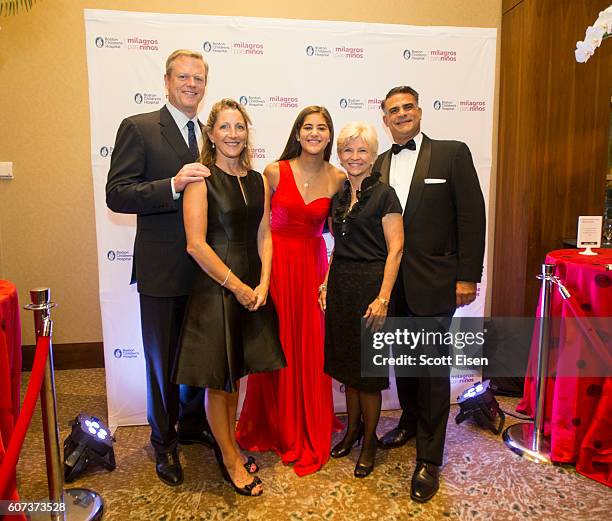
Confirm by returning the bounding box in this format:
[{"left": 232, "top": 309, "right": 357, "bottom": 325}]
[{"left": 391, "top": 139, "right": 416, "bottom": 155}]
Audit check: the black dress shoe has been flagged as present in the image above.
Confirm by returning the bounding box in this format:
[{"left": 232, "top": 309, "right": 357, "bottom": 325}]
[
  {"left": 177, "top": 428, "right": 216, "bottom": 448},
  {"left": 330, "top": 423, "right": 364, "bottom": 459},
  {"left": 379, "top": 426, "right": 415, "bottom": 449},
  {"left": 410, "top": 461, "right": 440, "bottom": 503},
  {"left": 354, "top": 436, "right": 378, "bottom": 478},
  {"left": 155, "top": 450, "right": 183, "bottom": 486}
]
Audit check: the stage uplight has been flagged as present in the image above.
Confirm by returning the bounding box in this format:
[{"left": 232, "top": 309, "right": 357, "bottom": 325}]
[
  {"left": 455, "top": 380, "right": 505, "bottom": 435},
  {"left": 63, "top": 414, "right": 116, "bottom": 482}
]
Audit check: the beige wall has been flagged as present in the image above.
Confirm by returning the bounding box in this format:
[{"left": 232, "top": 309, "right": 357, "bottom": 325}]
[{"left": 0, "top": 0, "right": 501, "bottom": 345}]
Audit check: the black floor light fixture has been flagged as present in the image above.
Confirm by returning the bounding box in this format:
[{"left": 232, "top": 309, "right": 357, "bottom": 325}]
[
  {"left": 63, "top": 414, "right": 116, "bottom": 482},
  {"left": 455, "top": 380, "right": 505, "bottom": 435}
]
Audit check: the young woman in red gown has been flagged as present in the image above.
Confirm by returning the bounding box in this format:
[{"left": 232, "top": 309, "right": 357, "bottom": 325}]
[{"left": 237, "top": 106, "right": 345, "bottom": 476}]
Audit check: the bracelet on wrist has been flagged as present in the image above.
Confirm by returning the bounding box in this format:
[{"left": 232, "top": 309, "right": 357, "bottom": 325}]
[
  {"left": 221, "top": 268, "right": 232, "bottom": 287},
  {"left": 377, "top": 296, "right": 389, "bottom": 307},
  {"left": 318, "top": 283, "right": 327, "bottom": 294}
]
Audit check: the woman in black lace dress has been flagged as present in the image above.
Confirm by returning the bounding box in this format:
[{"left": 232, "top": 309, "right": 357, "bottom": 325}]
[{"left": 320, "top": 122, "right": 404, "bottom": 478}]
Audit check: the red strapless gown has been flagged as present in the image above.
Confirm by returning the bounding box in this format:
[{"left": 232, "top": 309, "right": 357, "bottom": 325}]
[{"left": 237, "top": 160, "right": 341, "bottom": 476}]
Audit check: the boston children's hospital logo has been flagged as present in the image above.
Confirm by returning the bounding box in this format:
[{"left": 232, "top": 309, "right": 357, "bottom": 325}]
[
  {"left": 239, "top": 95, "right": 266, "bottom": 108},
  {"left": 403, "top": 48, "right": 457, "bottom": 61},
  {"left": 339, "top": 98, "right": 364, "bottom": 110},
  {"left": 107, "top": 250, "right": 133, "bottom": 262},
  {"left": 134, "top": 92, "right": 162, "bottom": 105},
  {"left": 99, "top": 146, "right": 113, "bottom": 158},
  {"left": 94, "top": 36, "right": 123, "bottom": 49},
  {"left": 202, "top": 41, "right": 230, "bottom": 54},
  {"left": 433, "top": 100, "right": 457, "bottom": 111},
  {"left": 305, "top": 45, "right": 331, "bottom": 57},
  {"left": 113, "top": 347, "right": 139, "bottom": 359}
]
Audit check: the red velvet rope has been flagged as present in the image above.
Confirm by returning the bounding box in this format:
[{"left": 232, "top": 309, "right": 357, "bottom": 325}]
[{"left": 0, "top": 335, "right": 50, "bottom": 499}]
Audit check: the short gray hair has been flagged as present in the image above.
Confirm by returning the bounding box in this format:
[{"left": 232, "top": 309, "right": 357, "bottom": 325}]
[{"left": 336, "top": 122, "right": 379, "bottom": 158}]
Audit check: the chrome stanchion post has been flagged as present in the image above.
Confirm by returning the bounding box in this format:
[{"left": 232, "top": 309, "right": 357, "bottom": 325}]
[
  {"left": 25, "top": 288, "right": 104, "bottom": 521},
  {"left": 502, "top": 265, "right": 553, "bottom": 463},
  {"left": 533, "top": 264, "right": 554, "bottom": 453},
  {"left": 26, "top": 288, "right": 63, "bottom": 520}
]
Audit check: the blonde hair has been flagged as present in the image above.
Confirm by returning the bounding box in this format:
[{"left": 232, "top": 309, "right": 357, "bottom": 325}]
[
  {"left": 336, "top": 122, "right": 379, "bottom": 158},
  {"left": 165, "top": 49, "right": 209, "bottom": 80},
  {"left": 201, "top": 99, "right": 253, "bottom": 171}
]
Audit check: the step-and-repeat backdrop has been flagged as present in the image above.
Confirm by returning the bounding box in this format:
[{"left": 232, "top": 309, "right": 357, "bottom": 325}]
[{"left": 84, "top": 9, "right": 496, "bottom": 429}]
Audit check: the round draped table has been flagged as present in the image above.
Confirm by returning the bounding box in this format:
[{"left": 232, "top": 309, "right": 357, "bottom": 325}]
[
  {"left": 0, "top": 280, "right": 21, "bottom": 451},
  {"left": 518, "top": 249, "right": 611, "bottom": 487}
]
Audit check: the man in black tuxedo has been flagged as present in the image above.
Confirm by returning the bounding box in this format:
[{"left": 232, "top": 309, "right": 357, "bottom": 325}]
[
  {"left": 374, "top": 86, "right": 485, "bottom": 502},
  {"left": 106, "top": 50, "right": 214, "bottom": 486}
]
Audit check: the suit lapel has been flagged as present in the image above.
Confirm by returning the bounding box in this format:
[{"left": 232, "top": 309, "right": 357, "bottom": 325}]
[
  {"left": 376, "top": 150, "right": 392, "bottom": 185},
  {"left": 404, "top": 134, "right": 431, "bottom": 225},
  {"left": 159, "top": 106, "right": 193, "bottom": 165}
]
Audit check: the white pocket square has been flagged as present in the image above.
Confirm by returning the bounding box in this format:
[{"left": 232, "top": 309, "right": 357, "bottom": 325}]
[{"left": 424, "top": 178, "right": 446, "bottom": 184}]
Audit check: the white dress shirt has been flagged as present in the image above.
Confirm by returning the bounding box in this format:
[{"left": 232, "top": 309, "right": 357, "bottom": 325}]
[
  {"left": 165, "top": 102, "right": 203, "bottom": 150},
  {"left": 389, "top": 132, "right": 423, "bottom": 213},
  {"left": 165, "top": 102, "right": 203, "bottom": 199}
]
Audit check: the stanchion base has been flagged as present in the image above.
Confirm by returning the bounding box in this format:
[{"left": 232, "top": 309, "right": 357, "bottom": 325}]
[
  {"left": 503, "top": 422, "right": 552, "bottom": 464},
  {"left": 30, "top": 488, "right": 103, "bottom": 521}
]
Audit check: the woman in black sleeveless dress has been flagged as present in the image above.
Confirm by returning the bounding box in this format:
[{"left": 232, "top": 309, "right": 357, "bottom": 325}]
[
  {"left": 174, "top": 99, "right": 285, "bottom": 496},
  {"left": 320, "top": 122, "right": 404, "bottom": 478}
]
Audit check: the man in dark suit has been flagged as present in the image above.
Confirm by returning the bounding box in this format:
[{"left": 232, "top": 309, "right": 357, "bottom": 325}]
[
  {"left": 374, "top": 86, "right": 486, "bottom": 502},
  {"left": 106, "top": 49, "right": 214, "bottom": 486}
]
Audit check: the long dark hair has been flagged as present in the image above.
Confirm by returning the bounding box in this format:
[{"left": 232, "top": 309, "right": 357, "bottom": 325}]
[{"left": 278, "top": 106, "right": 334, "bottom": 161}]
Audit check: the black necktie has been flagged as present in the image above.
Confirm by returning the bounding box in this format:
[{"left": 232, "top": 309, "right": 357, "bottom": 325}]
[
  {"left": 391, "top": 139, "right": 416, "bottom": 155},
  {"left": 186, "top": 121, "right": 199, "bottom": 161}
]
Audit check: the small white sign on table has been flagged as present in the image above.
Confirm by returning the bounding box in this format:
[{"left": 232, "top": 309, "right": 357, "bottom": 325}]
[{"left": 577, "top": 215, "right": 602, "bottom": 255}]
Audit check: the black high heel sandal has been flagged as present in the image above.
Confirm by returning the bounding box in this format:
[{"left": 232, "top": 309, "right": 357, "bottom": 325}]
[
  {"left": 243, "top": 455, "right": 259, "bottom": 474},
  {"left": 330, "top": 422, "right": 365, "bottom": 458},
  {"left": 354, "top": 436, "right": 378, "bottom": 478},
  {"left": 213, "top": 445, "right": 263, "bottom": 496}
]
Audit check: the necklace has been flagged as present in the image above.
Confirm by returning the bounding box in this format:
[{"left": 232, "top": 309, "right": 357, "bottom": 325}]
[
  {"left": 218, "top": 163, "right": 247, "bottom": 177},
  {"left": 293, "top": 161, "right": 317, "bottom": 188}
]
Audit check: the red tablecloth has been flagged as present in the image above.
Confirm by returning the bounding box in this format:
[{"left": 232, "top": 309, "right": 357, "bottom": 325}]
[
  {"left": 0, "top": 281, "right": 21, "bottom": 448},
  {"left": 518, "top": 249, "right": 611, "bottom": 487},
  {"left": 0, "top": 281, "right": 22, "bottom": 506}
]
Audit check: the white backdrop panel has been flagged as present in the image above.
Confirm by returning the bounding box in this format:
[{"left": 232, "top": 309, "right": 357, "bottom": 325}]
[{"left": 84, "top": 10, "right": 496, "bottom": 429}]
